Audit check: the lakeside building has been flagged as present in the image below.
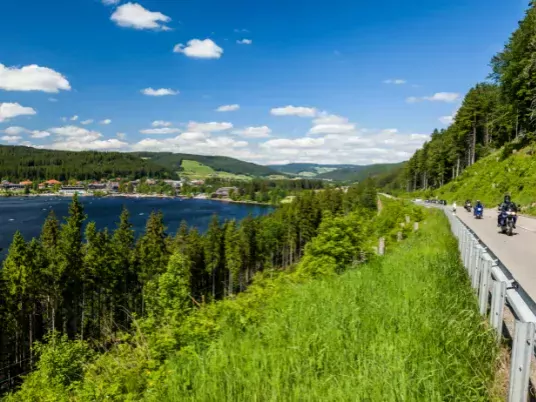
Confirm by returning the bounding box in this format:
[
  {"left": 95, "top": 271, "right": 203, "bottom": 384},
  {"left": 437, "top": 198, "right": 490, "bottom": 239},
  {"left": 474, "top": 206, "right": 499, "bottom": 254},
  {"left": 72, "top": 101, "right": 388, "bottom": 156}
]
[
  {"left": 1, "top": 182, "right": 25, "bottom": 190},
  {"left": 107, "top": 182, "right": 120, "bottom": 192},
  {"left": 88, "top": 183, "right": 107, "bottom": 191},
  {"left": 19, "top": 180, "right": 33, "bottom": 186},
  {"left": 59, "top": 185, "right": 86, "bottom": 195},
  {"left": 213, "top": 186, "right": 239, "bottom": 198},
  {"left": 163, "top": 180, "right": 183, "bottom": 188}
]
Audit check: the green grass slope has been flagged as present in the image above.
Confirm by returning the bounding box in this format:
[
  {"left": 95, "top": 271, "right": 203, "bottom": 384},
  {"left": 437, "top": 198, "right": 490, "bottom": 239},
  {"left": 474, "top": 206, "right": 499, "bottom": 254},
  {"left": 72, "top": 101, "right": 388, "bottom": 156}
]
[
  {"left": 131, "top": 152, "right": 280, "bottom": 177},
  {"left": 431, "top": 145, "right": 536, "bottom": 212},
  {"left": 180, "top": 160, "right": 251, "bottom": 180},
  {"left": 152, "top": 211, "right": 499, "bottom": 401}
]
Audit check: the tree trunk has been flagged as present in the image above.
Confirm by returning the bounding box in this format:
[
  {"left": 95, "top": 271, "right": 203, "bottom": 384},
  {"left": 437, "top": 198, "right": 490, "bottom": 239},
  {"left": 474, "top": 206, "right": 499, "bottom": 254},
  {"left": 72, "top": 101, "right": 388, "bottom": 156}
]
[{"left": 471, "top": 113, "right": 477, "bottom": 165}]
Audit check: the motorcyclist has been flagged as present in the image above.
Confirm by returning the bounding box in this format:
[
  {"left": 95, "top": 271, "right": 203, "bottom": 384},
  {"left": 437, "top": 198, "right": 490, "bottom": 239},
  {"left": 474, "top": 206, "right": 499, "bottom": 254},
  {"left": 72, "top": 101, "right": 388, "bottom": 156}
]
[
  {"left": 474, "top": 200, "right": 483, "bottom": 216},
  {"left": 497, "top": 194, "right": 518, "bottom": 228},
  {"left": 464, "top": 199, "right": 472, "bottom": 211}
]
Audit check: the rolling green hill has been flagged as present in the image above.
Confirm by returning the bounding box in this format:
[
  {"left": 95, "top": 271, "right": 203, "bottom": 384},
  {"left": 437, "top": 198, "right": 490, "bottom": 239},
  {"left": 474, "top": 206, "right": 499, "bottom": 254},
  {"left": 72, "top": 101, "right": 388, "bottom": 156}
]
[
  {"left": 132, "top": 152, "right": 280, "bottom": 177},
  {"left": 269, "top": 162, "right": 404, "bottom": 182},
  {"left": 0, "top": 145, "right": 175, "bottom": 181},
  {"left": 316, "top": 162, "right": 405, "bottom": 182},
  {"left": 270, "top": 163, "right": 356, "bottom": 176},
  {"left": 180, "top": 159, "right": 251, "bottom": 180}
]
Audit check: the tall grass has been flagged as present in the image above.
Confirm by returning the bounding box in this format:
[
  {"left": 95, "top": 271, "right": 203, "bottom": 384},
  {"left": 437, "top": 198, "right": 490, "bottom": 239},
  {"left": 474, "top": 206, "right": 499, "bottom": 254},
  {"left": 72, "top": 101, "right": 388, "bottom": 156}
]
[{"left": 149, "top": 212, "right": 499, "bottom": 401}]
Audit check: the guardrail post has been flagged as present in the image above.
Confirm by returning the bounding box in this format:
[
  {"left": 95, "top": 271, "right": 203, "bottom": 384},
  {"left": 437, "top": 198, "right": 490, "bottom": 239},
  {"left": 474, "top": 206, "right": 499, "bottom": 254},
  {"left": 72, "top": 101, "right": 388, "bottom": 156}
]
[
  {"left": 378, "top": 237, "right": 385, "bottom": 256},
  {"left": 478, "top": 256, "right": 492, "bottom": 316},
  {"left": 413, "top": 222, "right": 419, "bottom": 231},
  {"left": 490, "top": 280, "right": 507, "bottom": 341},
  {"left": 471, "top": 246, "right": 483, "bottom": 292},
  {"left": 465, "top": 237, "right": 474, "bottom": 271},
  {"left": 397, "top": 232, "right": 402, "bottom": 242},
  {"left": 508, "top": 321, "right": 535, "bottom": 402}
]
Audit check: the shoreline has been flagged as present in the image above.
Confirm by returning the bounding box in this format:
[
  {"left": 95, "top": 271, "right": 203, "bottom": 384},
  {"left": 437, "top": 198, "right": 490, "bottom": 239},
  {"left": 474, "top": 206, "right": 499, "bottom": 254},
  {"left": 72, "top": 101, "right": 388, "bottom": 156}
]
[{"left": 0, "top": 192, "right": 275, "bottom": 207}]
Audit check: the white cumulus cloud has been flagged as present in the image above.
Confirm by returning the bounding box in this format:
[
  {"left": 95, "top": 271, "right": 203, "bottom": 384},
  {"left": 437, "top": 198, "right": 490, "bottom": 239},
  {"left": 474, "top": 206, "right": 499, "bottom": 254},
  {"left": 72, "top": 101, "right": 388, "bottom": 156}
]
[
  {"left": 30, "top": 131, "right": 50, "bottom": 139},
  {"left": 270, "top": 105, "right": 318, "bottom": 117},
  {"left": 100, "top": 119, "right": 112, "bottom": 125},
  {"left": 3, "top": 126, "right": 27, "bottom": 135},
  {"left": 173, "top": 39, "right": 223, "bottom": 59},
  {"left": 383, "top": 79, "right": 406, "bottom": 85},
  {"left": 70, "top": 115, "right": 78, "bottom": 121},
  {"left": 232, "top": 126, "right": 272, "bottom": 138},
  {"left": 262, "top": 138, "right": 325, "bottom": 149},
  {"left": 102, "top": 0, "right": 120, "bottom": 5},
  {"left": 439, "top": 115, "right": 454, "bottom": 125},
  {"left": 139, "top": 127, "right": 181, "bottom": 135},
  {"left": 117, "top": 132, "right": 127, "bottom": 139},
  {"left": 152, "top": 120, "right": 172, "bottom": 127},
  {"left": 0, "top": 64, "right": 71, "bottom": 93},
  {"left": 111, "top": 3, "right": 171, "bottom": 30},
  {"left": 1, "top": 135, "right": 22, "bottom": 143},
  {"left": 407, "top": 92, "right": 460, "bottom": 103},
  {"left": 0, "top": 102, "right": 36, "bottom": 122},
  {"left": 187, "top": 121, "right": 232, "bottom": 132},
  {"left": 81, "top": 119, "right": 94, "bottom": 125},
  {"left": 216, "top": 104, "right": 240, "bottom": 112},
  {"left": 141, "top": 88, "right": 178, "bottom": 96},
  {"left": 237, "top": 39, "right": 252, "bottom": 45}
]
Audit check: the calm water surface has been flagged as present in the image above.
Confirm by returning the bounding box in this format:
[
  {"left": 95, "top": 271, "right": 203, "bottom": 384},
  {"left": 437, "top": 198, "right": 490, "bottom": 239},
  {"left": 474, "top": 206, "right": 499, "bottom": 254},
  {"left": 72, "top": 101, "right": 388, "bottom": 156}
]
[{"left": 0, "top": 197, "right": 273, "bottom": 259}]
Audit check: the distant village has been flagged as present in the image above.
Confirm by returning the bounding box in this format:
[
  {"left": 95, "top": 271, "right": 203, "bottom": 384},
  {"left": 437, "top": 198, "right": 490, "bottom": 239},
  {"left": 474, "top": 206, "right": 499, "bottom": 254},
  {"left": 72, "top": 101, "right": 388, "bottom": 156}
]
[{"left": 0, "top": 178, "right": 240, "bottom": 200}]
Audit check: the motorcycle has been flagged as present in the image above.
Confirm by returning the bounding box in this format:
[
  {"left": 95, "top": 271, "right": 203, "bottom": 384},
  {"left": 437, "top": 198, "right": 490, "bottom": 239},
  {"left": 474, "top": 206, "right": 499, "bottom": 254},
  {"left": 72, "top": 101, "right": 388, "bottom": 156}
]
[
  {"left": 474, "top": 205, "right": 483, "bottom": 219},
  {"left": 464, "top": 202, "right": 472, "bottom": 212},
  {"left": 498, "top": 209, "right": 516, "bottom": 236}
]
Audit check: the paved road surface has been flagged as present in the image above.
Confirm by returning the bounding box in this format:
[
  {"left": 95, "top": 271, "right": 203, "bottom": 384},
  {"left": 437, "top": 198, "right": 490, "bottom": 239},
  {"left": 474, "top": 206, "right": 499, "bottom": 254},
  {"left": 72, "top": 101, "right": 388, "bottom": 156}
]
[{"left": 452, "top": 205, "right": 536, "bottom": 302}]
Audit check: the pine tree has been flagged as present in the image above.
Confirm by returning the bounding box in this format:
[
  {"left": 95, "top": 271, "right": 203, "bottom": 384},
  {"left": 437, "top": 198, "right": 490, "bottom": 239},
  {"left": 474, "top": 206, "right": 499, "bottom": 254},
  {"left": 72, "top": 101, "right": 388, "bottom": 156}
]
[
  {"left": 224, "top": 220, "right": 241, "bottom": 296},
  {"left": 173, "top": 220, "right": 189, "bottom": 253},
  {"left": 156, "top": 252, "right": 192, "bottom": 320},
  {"left": 110, "top": 206, "right": 136, "bottom": 328},
  {"left": 57, "top": 194, "right": 86, "bottom": 338},
  {"left": 204, "top": 214, "right": 223, "bottom": 298},
  {"left": 136, "top": 211, "right": 170, "bottom": 314},
  {"left": 39, "top": 211, "right": 61, "bottom": 333}
]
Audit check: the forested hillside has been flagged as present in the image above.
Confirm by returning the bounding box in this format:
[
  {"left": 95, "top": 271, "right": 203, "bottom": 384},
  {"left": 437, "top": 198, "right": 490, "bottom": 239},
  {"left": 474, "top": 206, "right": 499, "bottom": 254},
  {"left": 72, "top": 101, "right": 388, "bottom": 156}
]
[
  {"left": 132, "top": 152, "right": 280, "bottom": 177},
  {"left": 0, "top": 146, "right": 175, "bottom": 181},
  {"left": 420, "top": 144, "right": 536, "bottom": 213},
  {"left": 2, "top": 181, "right": 417, "bottom": 400},
  {"left": 3, "top": 193, "right": 501, "bottom": 400},
  {"left": 391, "top": 3, "right": 536, "bottom": 194}
]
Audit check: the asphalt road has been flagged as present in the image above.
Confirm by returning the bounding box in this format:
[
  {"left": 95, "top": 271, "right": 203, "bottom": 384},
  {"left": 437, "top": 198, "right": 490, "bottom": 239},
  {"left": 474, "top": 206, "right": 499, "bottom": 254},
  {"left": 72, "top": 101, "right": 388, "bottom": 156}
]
[{"left": 452, "top": 205, "right": 536, "bottom": 302}]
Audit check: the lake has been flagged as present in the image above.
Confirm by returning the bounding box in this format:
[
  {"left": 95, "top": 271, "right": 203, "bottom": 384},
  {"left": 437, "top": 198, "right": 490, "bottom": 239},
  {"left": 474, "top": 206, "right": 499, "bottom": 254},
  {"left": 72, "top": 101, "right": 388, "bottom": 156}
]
[{"left": 0, "top": 196, "right": 273, "bottom": 259}]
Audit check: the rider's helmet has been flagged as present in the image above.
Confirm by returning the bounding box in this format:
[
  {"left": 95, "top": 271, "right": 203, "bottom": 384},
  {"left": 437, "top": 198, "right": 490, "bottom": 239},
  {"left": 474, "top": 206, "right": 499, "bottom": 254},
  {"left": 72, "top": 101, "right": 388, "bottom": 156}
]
[
  {"left": 504, "top": 194, "right": 511, "bottom": 203},
  {"left": 477, "top": 200, "right": 480, "bottom": 203}
]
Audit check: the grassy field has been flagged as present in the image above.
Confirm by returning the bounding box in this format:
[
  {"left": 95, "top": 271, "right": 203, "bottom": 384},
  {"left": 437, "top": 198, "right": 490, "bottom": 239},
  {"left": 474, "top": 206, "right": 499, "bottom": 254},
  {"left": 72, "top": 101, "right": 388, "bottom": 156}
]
[
  {"left": 180, "top": 160, "right": 251, "bottom": 180},
  {"left": 150, "top": 211, "right": 500, "bottom": 401}
]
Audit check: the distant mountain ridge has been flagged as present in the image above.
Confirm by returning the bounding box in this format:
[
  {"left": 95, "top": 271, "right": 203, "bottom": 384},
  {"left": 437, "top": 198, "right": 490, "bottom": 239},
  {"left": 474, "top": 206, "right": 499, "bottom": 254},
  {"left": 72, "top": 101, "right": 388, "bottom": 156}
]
[{"left": 269, "top": 162, "right": 404, "bottom": 182}]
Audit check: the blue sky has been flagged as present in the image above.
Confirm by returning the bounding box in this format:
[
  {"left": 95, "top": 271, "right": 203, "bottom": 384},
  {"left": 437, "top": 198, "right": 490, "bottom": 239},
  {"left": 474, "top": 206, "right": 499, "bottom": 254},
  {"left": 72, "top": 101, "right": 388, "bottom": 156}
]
[{"left": 0, "top": 0, "right": 527, "bottom": 165}]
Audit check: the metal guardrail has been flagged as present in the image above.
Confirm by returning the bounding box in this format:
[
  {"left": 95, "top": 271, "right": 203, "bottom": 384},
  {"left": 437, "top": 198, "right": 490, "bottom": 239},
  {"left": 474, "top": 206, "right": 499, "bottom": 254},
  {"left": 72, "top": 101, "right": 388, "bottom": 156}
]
[{"left": 444, "top": 208, "right": 536, "bottom": 401}]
